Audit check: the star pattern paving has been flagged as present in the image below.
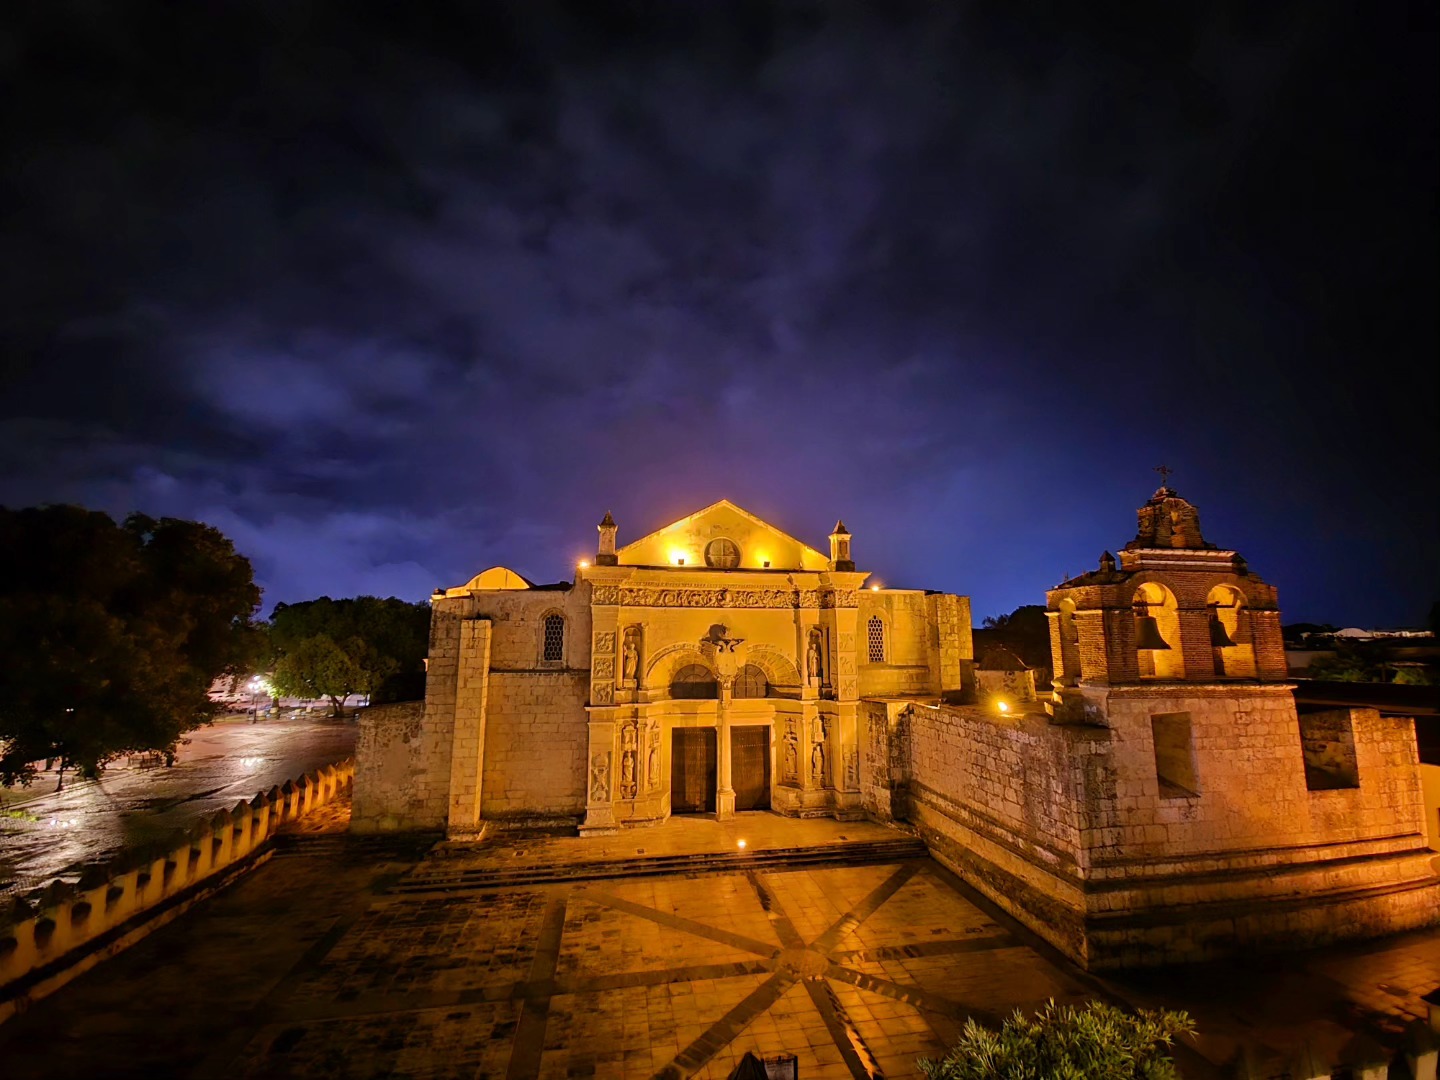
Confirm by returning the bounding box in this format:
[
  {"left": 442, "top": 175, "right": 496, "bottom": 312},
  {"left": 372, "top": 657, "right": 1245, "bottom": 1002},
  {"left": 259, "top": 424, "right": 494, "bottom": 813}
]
[{"left": 229, "top": 857, "right": 1091, "bottom": 1079}]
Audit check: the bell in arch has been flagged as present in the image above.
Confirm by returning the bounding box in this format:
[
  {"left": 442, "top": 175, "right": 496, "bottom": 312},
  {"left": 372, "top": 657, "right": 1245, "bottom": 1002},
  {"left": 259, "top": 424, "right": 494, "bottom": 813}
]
[
  {"left": 1208, "top": 604, "right": 1237, "bottom": 648},
  {"left": 1133, "top": 601, "right": 1171, "bottom": 651}
]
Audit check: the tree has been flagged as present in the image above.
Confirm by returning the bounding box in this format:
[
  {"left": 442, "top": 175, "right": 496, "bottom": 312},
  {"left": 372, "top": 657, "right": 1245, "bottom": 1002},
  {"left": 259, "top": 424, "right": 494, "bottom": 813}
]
[
  {"left": 266, "top": 596, "right": 428, "bottom": 715},
  {"left": 271, "top": 635, "right": 362, "bottom": 713},
  {"left": 919, "top": 1000, "right": 1195, "bottom": 1080},
  {"left": 0, "top": 506, "right": 260, "bottom": 787},
  {"left": 1302, "top": 643, "right": 1381, "bottom": 683}
]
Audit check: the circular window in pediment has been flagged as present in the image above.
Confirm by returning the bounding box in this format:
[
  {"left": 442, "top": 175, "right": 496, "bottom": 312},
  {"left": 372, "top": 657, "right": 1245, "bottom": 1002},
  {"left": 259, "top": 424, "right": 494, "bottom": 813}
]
[{"left": 704, "top": 538, "right": 741, "bottom": 568}]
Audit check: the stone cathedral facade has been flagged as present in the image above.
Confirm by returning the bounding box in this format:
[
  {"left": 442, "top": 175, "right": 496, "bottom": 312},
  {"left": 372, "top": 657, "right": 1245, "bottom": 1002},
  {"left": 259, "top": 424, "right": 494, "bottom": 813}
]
[{"left": 356, "top": 500, "right": 973, "bottom": 837}]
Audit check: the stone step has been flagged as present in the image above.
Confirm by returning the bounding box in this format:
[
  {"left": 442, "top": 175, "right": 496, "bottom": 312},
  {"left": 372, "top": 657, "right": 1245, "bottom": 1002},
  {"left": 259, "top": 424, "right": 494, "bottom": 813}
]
[
  {"left": 385, "top": 837, "right": 928, "bottom": 893},
  {"left": 270, "top": 833, "right": 440, "bottom": 859}
]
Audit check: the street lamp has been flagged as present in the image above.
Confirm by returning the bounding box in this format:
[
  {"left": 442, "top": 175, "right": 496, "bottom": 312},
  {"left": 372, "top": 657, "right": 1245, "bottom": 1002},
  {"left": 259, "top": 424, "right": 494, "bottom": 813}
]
[{"left": 249, "top": 676, "right": 262, "bottom": 723}]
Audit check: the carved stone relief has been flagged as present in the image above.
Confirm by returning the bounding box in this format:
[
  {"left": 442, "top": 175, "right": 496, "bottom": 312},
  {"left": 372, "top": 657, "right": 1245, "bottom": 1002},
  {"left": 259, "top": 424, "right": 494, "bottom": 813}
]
[
  {"left": 592, "top": 656, "right": 614, "bottom": 680},
  {"left": 593, "top": 631, "right": 615, "bottom": 654},
  {"left": 838, "top": 632, "right": 855, "bottom": 651},
  {"left": 592, "top": 682, "right": 614, "bottom": 705},
  {"left": 647, "top": 722, "right": 661, "bottom": 790},
  {"left": 589, "top": 586, "right": 810, "bottom": 609},
  {"left": 589, "top": 752, "right": 611, "bottom": 803},
  {"left": 844, "top": 748, "right": 859, "bottom": 788}
]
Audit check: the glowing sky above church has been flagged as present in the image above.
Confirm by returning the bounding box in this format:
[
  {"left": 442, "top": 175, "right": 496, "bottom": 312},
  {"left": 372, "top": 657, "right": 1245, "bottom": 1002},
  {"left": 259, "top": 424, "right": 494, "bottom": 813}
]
[{"left": 2, "top": 4, "right": 1435, "bottom": 626}]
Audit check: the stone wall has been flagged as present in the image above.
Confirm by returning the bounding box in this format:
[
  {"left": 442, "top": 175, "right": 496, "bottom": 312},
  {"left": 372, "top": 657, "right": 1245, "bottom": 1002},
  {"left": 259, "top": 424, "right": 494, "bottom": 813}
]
[
  {"left": 886, "top": 702, "right": 1100, "bottom": 959},
  {"left": 351, "top": 701, "right": 433, "bottom": 832},
  {"left": 1, "top": 761, "right": 352, "bottom": 1022},
  {"left": 479, "top": 671, "right": 590, "bottom": 823},
  {"left": 869, "top": 696, "right": 1440, "bottom": 969}
]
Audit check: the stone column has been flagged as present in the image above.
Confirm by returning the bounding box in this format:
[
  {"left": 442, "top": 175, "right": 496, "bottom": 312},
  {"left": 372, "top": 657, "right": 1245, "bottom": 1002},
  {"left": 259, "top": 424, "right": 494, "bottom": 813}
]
[
  {"left": 446, "top": 619, "right": 492, "bottom": 840},
  {"left": 713, "top": 645, "right": 739, "bottom": 820},
  {"left": 716, "top": 677, "right": 735, "bottom": 819},
  {"left": 580, "top": 716, "right": 619, "bottom": 835},
  {"left": 1177, "top": 605, "right": 1216, "bottom": 680}
]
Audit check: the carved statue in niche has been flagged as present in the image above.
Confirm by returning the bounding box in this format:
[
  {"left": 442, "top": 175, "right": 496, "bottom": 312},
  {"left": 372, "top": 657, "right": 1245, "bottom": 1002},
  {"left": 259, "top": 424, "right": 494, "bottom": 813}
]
[
  {"left": 806, "top": 633, "right": 822, "bottom": 682},
  {"left": 621, "top": 626, "right": 641, "bottom": 686},
  {"left": 620, "top": 722, "right": 638, "bottom": 798},
  {"left": 783, "top": 719, "right": 799, "bottom": 783},
  {"left": 589, "top": 752, "right": 610, "bottom": 802},
  {"left": 811, "top": 741, "right": 826, "bottom": 785}
]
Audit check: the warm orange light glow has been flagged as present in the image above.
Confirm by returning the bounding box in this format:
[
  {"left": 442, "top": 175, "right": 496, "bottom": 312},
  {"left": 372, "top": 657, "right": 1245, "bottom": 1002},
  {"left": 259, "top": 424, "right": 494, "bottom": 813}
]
[
  {"left": 668, "top": 548, "right": 687, "bottom": 565},
  {"left": 577, "top": 560, "right": 589, "bottom": 569},
  {"left": 996, "top": 700, "right": 1010, "bottom": 713},
  {"left": 870, "top": 585, "right": 880, "bottom": 591},
  {"left": 737, "top": 840, "right": 746, "bottom": 849}
]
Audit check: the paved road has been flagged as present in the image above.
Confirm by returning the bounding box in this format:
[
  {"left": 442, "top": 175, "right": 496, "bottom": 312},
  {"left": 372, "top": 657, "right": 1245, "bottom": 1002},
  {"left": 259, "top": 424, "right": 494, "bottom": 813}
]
[{"left": 0, "top": 715, "right": 356, "bottom": 896}]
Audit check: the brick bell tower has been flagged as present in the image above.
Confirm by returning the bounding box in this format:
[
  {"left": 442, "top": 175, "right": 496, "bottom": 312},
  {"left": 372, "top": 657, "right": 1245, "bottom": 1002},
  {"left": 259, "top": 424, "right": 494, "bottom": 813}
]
[
  {"left": 1035, "top": 479, "right": 1439, "bottom": 964},
  {"left": 1046, "top": 480, "right": 1286, "bottom": 721}
]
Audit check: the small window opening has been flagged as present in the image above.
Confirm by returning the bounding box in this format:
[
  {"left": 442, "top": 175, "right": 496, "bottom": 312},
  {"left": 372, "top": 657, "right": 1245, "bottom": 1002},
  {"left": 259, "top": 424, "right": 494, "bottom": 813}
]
[
  {"left": 704, "top": 538, "right": 741, "bottom": 568},
  {"left": 1298, "top": 710, "right": 1361, "bottom": 790},
  {"left": 733, "top": 664, "right": 769, "bottom": 699},
  {"left": 542, "top": 614, "right": 565, "bottom": 663},
  {"left": 670, "top": 663, "right": 718, "bottom": 699},
  {"left": 867, "top": 616, "right": 885, "bottom": 664},
  {"left": 1150, "top": 711, "right": 1199, "bottom": 797}
]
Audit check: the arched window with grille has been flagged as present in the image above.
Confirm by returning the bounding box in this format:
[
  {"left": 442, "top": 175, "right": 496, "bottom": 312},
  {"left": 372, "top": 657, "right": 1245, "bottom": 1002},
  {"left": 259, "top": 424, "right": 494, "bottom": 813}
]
[
  {"left": 542, "top": 613, "right": 565, "bottom": 663},
  {"left": 670, "top": 663, "right": 718, "bottom": 699},
  {"left": 867, "top": 615, "right": 886, "bottom": 663},
  {"left": 733, "top": 664, "right": 769, "bottom": 699}
]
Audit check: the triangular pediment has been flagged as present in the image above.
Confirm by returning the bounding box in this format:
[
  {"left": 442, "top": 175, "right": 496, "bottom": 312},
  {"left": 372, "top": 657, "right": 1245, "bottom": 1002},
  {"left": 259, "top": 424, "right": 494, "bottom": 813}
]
[{"left": 616, "top": 499, "right": 831, "bottom": 571}]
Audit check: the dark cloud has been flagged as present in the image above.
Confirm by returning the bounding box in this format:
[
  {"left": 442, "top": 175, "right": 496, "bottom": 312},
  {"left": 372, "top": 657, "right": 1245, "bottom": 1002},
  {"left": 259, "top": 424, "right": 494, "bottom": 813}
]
[{"left": 2, "top": 1, "right": 1435, "bottom": 624}]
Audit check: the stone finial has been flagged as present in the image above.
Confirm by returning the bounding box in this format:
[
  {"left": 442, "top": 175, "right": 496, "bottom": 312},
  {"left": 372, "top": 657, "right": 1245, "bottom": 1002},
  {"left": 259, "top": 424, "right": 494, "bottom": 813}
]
[
  {"left": 596, "top": 510, "right": 619, "bottom": 565},
  {"left": 829, "top": 520, "right": 854, "bottom": 571},
  {"left": 1099, "top": 551, "right": 1116, "bottom": 573},
  {"left": 1127, "top": 486, "right": 1212, "bottom": 551}
]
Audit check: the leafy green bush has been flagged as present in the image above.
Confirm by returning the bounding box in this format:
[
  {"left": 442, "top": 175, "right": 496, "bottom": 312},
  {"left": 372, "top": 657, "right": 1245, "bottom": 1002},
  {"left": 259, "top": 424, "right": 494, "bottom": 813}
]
[{"left": 919, "top": 999, "right": 1194, "bottom": 1080}]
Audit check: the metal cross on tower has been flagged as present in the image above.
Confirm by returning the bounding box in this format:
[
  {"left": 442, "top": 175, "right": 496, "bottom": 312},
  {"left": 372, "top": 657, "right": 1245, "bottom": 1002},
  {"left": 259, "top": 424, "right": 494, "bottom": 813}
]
[{"left": 1153, "top": 464, "right": 1173, "bottom": 488}]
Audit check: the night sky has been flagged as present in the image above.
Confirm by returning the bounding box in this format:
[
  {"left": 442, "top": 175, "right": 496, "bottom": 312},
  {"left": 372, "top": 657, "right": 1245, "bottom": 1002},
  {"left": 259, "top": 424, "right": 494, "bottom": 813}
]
[{"left": 2, "top": 3, "right": 1436, "bottom": 627}]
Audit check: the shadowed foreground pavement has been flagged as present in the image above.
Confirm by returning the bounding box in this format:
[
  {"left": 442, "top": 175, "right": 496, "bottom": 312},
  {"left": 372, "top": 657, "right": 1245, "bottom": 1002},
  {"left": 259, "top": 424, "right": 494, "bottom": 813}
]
[
  {"left": 0, "top": 714, "right": 356, "bottom": 896},
  {"left": 0, "top": 798, "right": 1436, "bottom": 1079}
]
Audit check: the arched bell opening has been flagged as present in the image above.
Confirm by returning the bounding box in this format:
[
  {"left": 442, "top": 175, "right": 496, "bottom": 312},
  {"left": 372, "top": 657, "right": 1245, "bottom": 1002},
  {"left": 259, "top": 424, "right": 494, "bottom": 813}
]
[
  {"left": 1133, "top": 581, "right": 1184, "bottom": 680},
  {"left": 1207, "top": 584, "right": 1256, "bottom": 678}
]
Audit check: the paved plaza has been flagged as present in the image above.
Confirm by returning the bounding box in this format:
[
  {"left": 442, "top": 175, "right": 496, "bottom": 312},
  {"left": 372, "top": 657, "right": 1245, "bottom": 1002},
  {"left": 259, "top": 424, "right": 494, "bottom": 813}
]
[
  {"left": 0, "top": 801, "right": 1436, "bottom": 1078},
  {"left": 0, "top": 713, "right": 356, "bottom": 896}
]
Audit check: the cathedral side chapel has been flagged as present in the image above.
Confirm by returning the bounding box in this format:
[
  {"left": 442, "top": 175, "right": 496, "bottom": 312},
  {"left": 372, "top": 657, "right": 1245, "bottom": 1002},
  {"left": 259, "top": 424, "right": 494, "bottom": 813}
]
[{"left": 354, "top": 500, "right": 973, "bottom": 838}]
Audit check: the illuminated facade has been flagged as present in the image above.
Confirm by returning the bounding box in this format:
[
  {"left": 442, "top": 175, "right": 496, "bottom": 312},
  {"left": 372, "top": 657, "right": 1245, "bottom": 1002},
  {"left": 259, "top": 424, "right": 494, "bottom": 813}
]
[{"left": 354, "top": 500, "right": 972, "bottom": 837}]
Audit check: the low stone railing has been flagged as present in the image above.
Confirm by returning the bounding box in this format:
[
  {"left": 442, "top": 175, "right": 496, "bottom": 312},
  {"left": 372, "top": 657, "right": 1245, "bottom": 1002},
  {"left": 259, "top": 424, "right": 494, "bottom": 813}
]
[{"left": 0, "top": 760, "right": 353, "bottom": 1022}]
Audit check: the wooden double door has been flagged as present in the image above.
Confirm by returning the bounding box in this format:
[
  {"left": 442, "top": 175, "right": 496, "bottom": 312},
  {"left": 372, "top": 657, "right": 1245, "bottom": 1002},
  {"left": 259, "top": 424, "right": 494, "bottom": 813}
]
[{"left": 669, "top": 725, "right": 771, "bottom": 815}]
